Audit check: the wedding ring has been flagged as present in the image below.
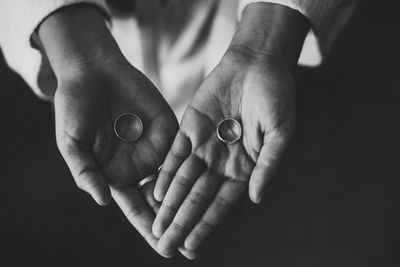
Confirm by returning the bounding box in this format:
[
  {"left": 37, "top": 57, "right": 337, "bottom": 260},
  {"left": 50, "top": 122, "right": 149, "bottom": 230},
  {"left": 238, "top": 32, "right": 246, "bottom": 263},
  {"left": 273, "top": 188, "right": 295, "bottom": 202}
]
[
  {"left": 137, "top": 165, "right": 163, "bottom": 188},
  {"left": 137, "top": 175, "right": 156, "bottom": 188},
  {"left": 216, "top": 118, "right": 242, "bottom": 145},
  {"left": 114, "top": 113, "right": 143, "bottom": 142},
  {"left": 157, "top": 164, "right": 163, "bottom": 175}
]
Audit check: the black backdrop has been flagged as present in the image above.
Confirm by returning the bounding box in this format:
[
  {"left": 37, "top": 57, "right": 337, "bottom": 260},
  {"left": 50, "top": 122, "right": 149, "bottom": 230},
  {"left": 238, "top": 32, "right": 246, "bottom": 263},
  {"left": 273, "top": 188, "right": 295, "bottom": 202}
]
[{"left": 1, "top": 1, "right": 400, "bottom": 266}]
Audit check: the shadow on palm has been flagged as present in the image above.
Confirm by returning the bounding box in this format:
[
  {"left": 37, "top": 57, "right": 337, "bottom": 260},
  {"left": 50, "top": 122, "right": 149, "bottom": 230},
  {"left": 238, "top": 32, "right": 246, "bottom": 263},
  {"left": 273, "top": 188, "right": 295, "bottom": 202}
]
[
  {"left": 153, "top": 53, "right": 295, "bottom": 258},
  {"left": 54, "top": 63, "right": 178, "bottom": 252}
]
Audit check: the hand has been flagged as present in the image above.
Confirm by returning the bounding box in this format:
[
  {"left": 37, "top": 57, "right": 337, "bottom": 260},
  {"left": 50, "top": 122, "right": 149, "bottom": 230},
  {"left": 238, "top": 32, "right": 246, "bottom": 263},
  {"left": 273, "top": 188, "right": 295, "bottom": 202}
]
[
  {"left": 38, "top": 6, "right": 178, "bottom": 253},
  {"left": 152, "top": 48, "right": 295, "bottom": 257},
  {"left": 54, "top": 58, "right": 177, "bottom": 251},
  {"left": 151, "top": 3, "right": 309, "bottom": 258}
]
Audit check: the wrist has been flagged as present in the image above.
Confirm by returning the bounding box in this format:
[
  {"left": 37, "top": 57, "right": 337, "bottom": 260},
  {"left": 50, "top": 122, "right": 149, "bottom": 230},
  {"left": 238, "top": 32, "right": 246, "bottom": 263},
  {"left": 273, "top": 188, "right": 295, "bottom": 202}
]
[
  {"left": 228, "top": 3, "right": 309, "bottom": 70},
  {"left": 38, "top": 4, "right": 123, "bottom": 80}
]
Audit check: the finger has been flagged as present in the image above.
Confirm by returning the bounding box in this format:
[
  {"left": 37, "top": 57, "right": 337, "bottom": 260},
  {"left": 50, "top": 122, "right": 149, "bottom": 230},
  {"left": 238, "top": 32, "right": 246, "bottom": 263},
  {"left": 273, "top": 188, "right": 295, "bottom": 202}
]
[
  {"left": 154, "top": 131, "right": 191, "bottom": 201},
  {"left": 139, "top": 177, "right": 160, "bottom": 214},
  {"left": 152, "top": 153, "right": 206, "bottom": 239},
  {"left": 178, "top": 247, "right": 199, "bottom": 260},
  {"left": 157, "top": 169, "right": 221, "bottom": 257},
  {"left": 249, "top": 136, "right": 288, "bottom": 204},
  {"left": 111, "top": 185, "right": 160, "bottom": 254},
  {"left": 183, "top": 179, "right": 246, "bottom": 251},
  {"left": 60, "top": 141, "right": 111, "bottom": 205}
]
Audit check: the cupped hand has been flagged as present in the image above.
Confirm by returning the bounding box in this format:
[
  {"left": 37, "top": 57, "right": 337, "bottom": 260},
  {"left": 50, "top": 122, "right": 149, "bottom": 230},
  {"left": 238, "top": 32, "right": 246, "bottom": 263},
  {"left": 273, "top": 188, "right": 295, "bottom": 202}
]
[
  {"left": 152, "top": 49, "right": 296, "bottom": 257},
  {"left": 54, "top": 58, "right": 178, "bottom": 251}
]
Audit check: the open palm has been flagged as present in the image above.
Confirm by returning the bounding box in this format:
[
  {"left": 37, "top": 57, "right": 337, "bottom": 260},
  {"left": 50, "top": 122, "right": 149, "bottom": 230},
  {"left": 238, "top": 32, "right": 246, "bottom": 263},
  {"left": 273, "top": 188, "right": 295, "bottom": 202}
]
[
  {"left": 152, "top": 51, "right": 296, "bottom": 257},
  {"left": 54, "top": 60, "right": 178, "bottom": 251}
]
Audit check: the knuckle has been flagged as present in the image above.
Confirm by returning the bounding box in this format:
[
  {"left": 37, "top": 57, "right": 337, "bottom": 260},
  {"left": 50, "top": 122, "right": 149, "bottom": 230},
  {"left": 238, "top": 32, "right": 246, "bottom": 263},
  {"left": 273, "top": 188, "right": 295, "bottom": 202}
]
[
  {"left": 161, "top": 203, "right": 178, "bottom": 213},
  {"left": 174, "top": 174, "right": 192, "bottom": 188},
  {"left": 76, "top": 169, "right": 96, "bottom": 188},
  {"left": 185, "top": 220, "right": 215, "bottom": 250},
  {"left": 169, "top": 149, "right": 187, "bottom": 160},
  {"left": 159, "top": 169, "right": 174, "bottom": 180},
  {"left": 171, "top": 221, "right": 190, "bottom": 234},
  {"left": 214, "top": 196, "right": 234, "bottom": 209},
  {"left": 57, "top": 137, "right": 74, "bottom": 156},
  {"left": 56, "top": 132, "right": 78, "bottom": 154},
  {"left": 255, "top": 161, "right": 272, "bottom": 170},
  {"left": 187, "top": 191, "right": 208, "bottom": 206},
  {"left": 271, "top": 122, "right": 294, "bottom": 143},
  {"left": 126, "top": 204, "right": 146, "bottom": 219},
  {"left": 199, "top": 218, "right": 216, "bottom": 230},
  {"left": 274, "top": 131, "right": 291, "bottom": 145},
  {"left": 75, "top": 172, "right": 105, "bottom": 196},
  {"left": 152, "top": 203, "right": 161, "bottom": 213},
  {"left": 75, "top": 179, "right": 85, "bottom": 190}
]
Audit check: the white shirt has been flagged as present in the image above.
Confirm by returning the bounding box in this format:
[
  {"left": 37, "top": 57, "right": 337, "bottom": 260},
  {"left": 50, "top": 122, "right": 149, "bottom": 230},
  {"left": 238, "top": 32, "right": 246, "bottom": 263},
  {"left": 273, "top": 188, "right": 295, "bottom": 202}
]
[{"left": 0, "top": 0, "right": 358, "bottom": 118}]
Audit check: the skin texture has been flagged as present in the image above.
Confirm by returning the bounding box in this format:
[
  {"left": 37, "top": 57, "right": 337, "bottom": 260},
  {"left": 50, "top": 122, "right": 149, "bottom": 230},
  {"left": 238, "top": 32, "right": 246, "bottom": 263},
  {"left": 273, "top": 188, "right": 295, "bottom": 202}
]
[
  {"left": 37, "top": 2, "right": 309, "bottom": 260},
  {"left": 38, "top": 6, "right": 178, "bottom": 254},
  {"left": 54, "top": 60, "right": 177, "bottom": 252},
  {"left": 153, "top": 47, "right": 296, "bottom": 258},
  {"left": 153, "top": 3, "right": 309, "bottom": 258}
]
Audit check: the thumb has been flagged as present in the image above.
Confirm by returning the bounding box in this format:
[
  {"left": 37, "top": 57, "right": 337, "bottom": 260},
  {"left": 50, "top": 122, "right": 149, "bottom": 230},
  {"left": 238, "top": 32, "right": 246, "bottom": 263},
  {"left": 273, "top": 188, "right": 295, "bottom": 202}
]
[
  {"left": 59, "top": 138, "right": 112, "bottom": 206},
  {"left": 249, "top": 136, "right": 288, "bottom": 204}
]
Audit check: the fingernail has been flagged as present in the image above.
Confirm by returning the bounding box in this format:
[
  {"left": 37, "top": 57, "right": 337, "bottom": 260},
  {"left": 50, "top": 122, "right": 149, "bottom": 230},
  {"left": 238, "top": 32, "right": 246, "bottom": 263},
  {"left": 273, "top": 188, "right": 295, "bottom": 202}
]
[
  {"left": 154, "top": 190, "right": 163, "bottom": 202},
  {"left": 93, "top": 195, "right": 102, "bottom": 205},
  {"left": 92, "top": 194, "right": 107, "bottom": 206},
  {"left": 157, "top": 242, "right": 175, "bottom": 258},
  {"left": 152, "top": 220, "right": 163, "bottom": 238},
  {"left": 256, "top": 191, "right": 265, "bottom": 204}
]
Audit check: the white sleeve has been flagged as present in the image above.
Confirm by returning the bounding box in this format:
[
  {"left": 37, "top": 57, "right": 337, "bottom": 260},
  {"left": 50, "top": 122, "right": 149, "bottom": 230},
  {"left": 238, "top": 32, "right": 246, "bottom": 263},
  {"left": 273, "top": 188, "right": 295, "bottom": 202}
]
[
  {"left": 0, "top": 0, "right": 110, "bottom": 100},
  {"left": 238, "top": 0, "right": 359, "bottom": 66}
]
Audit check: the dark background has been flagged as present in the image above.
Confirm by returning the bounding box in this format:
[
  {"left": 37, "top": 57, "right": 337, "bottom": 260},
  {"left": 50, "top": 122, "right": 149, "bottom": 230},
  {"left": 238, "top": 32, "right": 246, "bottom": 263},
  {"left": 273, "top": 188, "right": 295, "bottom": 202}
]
[{"left": 1, "top": 1, "right": 400, "bottom": 266}]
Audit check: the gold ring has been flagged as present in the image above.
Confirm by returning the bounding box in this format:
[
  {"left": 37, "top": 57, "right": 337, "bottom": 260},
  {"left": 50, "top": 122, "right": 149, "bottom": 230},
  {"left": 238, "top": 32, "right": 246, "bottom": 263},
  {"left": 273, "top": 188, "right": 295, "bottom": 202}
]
[
  {"left": 137, "top": 165, "right": 163, "bottom": 188},
  {"left": 216, "top": 118, "right": 242, "bottom": 145},
  {"left": 137, "top": 175, "right": 156, "bottom": 188},
  {"left": 114, "top": 113, "right": 143, "bottom": 142}
]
